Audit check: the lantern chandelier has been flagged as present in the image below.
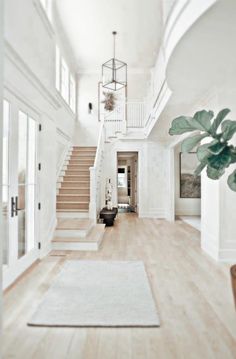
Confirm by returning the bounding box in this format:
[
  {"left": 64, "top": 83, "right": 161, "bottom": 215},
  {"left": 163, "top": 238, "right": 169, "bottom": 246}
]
[{"left": 102, "top": 31, "right": 127, "bottom": 91}]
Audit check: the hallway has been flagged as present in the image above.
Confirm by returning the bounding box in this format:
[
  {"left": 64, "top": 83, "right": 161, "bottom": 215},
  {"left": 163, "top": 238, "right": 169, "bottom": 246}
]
[{"left": 3, "top": 214, "right": 236, "bottom": 359}]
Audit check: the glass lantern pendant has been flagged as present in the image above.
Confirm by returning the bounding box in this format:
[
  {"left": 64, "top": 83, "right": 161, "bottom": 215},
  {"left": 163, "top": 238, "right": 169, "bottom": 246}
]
[{"left": 102, "top": 31, "right": 127, "bottom": 91}]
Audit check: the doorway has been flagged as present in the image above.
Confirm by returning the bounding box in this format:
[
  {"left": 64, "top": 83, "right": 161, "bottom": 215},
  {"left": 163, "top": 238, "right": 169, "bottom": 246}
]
[
  {"left": 174, "top": 144, "right": 201, "bottom": 231},
  {"left": 2, "top": 95, "right": 39, "bottom": 288},
  {"left": 117, "top": 152, "right": 138, "bottom": 213}
]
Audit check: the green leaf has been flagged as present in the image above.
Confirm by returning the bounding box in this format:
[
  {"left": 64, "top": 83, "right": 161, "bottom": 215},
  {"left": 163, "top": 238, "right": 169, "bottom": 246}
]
[
  {"left": 227, "top": 169, "right": 236, "bottom": 191},
  {"left": 210, "top": 108, "right": 230, "bottom": 135},
  {"left": 208, "top": 141, "right": 226, "bottom": 155},
  {"left": 197, "top": 140, "right": 218, "bottom": 161},
  {"left": 194, "top": 158, "right": 208, "bottom": 176},
  {"left": 181, "top": 133, "right": 209, "bottom": 153},
  {"left": 192, "top": 110, "right": 214, "bottom": 132},
  {"left": 229, "top": 147, "right": 236, "bottom": 163},
  {"left": 169, "top": 116, "right": 197, "bottom": 135},
  {"left": 207, "top": 147, "right": 232, "bottom": 171},
  {"left": 207, "top": 165, "right": 225, "bottom": 180},
  {"left": 221, "top": 120, "right": 236, "bottom": 141}
]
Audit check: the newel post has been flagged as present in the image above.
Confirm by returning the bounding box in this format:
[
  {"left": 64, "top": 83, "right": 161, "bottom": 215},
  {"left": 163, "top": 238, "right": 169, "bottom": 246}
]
[{"left": 89, "top": 166, "right": 97, "bottom": 223}]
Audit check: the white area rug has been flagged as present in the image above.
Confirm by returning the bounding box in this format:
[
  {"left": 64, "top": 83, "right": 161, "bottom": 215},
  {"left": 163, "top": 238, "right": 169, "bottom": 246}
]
[{"left": 28, "top": 260, "right": 160, "bottom": 327}]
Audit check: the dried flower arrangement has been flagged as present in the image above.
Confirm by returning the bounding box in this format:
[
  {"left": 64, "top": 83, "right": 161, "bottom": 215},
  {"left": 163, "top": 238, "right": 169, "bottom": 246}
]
[{"left": 101, "top": 91, "right": 117, "bottom": 112}]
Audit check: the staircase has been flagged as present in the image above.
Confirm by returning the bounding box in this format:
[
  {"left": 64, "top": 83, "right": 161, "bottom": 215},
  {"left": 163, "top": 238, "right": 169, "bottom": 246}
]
[
  {"left": 53, "top": 146, "right": 105, "bottom": 251},
  {"left": 57, "top": 146, "right": 96, "bottom": 213}
]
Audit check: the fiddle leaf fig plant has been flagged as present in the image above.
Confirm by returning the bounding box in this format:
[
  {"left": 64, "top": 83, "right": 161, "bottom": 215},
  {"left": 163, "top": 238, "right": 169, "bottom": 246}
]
[{"left": 169, "top": 109, "right": 236, "bottom": 191}]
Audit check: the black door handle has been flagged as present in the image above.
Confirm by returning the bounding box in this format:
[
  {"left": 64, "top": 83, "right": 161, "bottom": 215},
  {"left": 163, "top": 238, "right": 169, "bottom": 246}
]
[
  {"left": 11, "top": 197, "right": 15, "bottom": 217},
  {"left": 11, "top": 196, "right": 20, "bottom": 217},
  {"left": 15, "top": 196, "right": 18, "bottom": 216}
]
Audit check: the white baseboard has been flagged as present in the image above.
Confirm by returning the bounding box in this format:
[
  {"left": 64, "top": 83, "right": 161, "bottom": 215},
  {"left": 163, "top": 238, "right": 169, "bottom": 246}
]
[
  {"left": 3, "top": 249, "right": 39, "bottom": 290},
  {"left": 175, "top": 209, "right": 201, "bottom": 216},
  {"left": 201, "top": 239, "right": 219, "bottom": 261},
  {"left": 40, "top": 217, "right": 57, "bottom": 259},
  {"left": 139, "top": 208, "right": 166, "bottom": 219},
  {"left": 218, "top": 249, "right": 236, "bottom": 263},
  {"left": 201, "top": 226, "right": 236, "bottom": 262}
]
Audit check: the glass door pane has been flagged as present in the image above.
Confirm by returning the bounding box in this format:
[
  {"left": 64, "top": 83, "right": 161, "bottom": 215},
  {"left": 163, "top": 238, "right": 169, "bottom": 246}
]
[
  {"left": 18, "top": 111, "right": 28, "bottom": 258},
  {"left": 2, "top": 100, "right": 10, "bottom": 265}
]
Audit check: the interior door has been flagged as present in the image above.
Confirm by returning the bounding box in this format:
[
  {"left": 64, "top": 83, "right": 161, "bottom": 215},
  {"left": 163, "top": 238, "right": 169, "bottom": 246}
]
[
  {"left": 134, "top": 156, "right": 138, "bottom": 213},
  {"left": 2, "top": 99, "right": 10, "bottom": 266},
  {"left": 2, "top": 95, "right": 39, "bottom": 288},
  {"left": 17, "top": 110, "right": 37, "bottom": 258}
]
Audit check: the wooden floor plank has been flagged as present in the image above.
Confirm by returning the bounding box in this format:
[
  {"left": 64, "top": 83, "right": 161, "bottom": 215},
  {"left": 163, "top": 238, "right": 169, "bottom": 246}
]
[{"left": 3, "top": 213, "right": 236, "bottom": 359}]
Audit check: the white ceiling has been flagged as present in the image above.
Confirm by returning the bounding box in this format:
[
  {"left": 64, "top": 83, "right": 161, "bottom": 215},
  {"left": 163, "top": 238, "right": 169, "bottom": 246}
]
[
  {"left": 150, "top": 0, "right": 236, "bottom": 143},
  {"left": 54, "top": 0, "right": 163, "bottom": 72}
]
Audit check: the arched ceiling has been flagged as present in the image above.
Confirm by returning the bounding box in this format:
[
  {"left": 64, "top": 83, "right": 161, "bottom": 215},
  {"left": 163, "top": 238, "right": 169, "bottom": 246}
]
[
  {"left": 54, "top": 0, "right": 163, "bottom": 72},
  {"left": 150, "top": 0, "right": 236, "bottom": 143}
]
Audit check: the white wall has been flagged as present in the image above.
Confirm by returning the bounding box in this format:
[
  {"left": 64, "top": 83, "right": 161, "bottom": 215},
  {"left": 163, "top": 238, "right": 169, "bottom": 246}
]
[
  {"left": 0, "top": 0, "right": 3, "bottom": 353},
  {"left": 174, "top": 145, "right": 201, "bottom": 216},
  {"left": 201, "top": 88, "right": 236, "bottom": 261},
  {"left": 73, "top": 73, "right": 101, "bottom": 146},
  {"left": 3, "top": 0, "right": 76, "bottom": 283},
  {"left": 162, "top": 0, "right": 176, "bottom": 24},
  {"left": 74, "top": 71, "right": 150, "bottom": 146},
  {"left": 102, "top": 140, "right": 168, "bottom": 218}
]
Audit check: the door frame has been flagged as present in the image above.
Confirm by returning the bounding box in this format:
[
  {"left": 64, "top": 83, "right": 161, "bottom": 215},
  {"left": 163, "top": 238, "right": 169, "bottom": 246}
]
[
  {"left": 2, "top": 90, "right": 40, "bottom": 289},
  {"left": 116, "top": 151, "right": 139, "bottom": 214}
]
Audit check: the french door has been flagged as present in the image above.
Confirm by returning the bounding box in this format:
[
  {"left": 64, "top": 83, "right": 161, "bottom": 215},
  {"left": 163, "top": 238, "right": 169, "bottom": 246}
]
[{"left": 2, "top": 94, "right": 39, "bottom": 288}]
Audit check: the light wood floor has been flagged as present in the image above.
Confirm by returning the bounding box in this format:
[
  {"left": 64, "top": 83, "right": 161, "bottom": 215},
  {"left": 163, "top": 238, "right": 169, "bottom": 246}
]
[{"left": 3, "top": 214, "right": 236, "bottom": 359}]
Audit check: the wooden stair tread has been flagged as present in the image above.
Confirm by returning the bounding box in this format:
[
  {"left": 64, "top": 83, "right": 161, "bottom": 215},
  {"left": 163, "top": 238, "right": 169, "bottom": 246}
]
[
  {"left": 56, "top": 209, "right": 89, "bottom": 212},
  {"left": 60, "top": 181, "right": 89, "bottom": 183},
  {"left": 72, "top": 147, "right": 96, "bottom": 149},
  {"left": 57, "top": 200, "right": 89, "bottom": 203},
  {"left": 60, "top": 188, "right": 90, "bottom": 191},
  {"left": 57, "top": 194, "right": 89, "bottom": 197}
]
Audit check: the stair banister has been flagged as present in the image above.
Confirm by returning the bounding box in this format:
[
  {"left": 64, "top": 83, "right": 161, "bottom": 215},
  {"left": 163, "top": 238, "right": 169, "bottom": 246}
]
[{"left": 89, "top": 117, "right": 105, "bottom": 222}]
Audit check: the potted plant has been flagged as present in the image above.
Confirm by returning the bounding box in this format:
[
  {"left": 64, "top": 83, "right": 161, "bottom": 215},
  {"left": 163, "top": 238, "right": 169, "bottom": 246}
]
[{"left": 169, "top": 108, "right": 236, "bottom": 307}]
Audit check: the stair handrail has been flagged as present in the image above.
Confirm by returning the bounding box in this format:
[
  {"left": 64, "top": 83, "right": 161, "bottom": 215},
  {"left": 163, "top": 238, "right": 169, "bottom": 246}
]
[{"left": 89, "top": 117, "right": 106, "bottom": 222}]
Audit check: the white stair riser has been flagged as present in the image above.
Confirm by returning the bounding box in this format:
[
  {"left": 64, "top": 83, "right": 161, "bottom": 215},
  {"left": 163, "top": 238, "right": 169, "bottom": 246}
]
[
  {"left": 57, "top": 203, "right": 89, "bottom": 210},
  {"left": 52, "top": 242, "right": 99, "bottom": 251},
  {"left": 56, "top": 212, "right": 89, "bottom": 219},
  {"left": 55, "top": 229, "right": 90, "bottom": 238}
]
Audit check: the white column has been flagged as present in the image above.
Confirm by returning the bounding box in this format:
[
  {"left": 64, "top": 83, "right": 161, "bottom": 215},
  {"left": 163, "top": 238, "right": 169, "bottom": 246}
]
[
  {"left": 201, "top": 161, "right": 236, "bottom": 262},
  {"left": 166, "top": 147, "right": 175, "bottom": 221},
  {"left": 0, "top": 0, "right": 4, "bottom": 352}
]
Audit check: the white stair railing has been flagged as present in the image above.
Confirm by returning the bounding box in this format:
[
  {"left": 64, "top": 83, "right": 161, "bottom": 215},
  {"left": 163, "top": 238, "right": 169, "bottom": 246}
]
[
  {"left": 103, "top": 101, "right": 148, "bottom": 139},
  {"left": 104, "top": 102, "right": 126, "bottom": 138},
  {"left": 126, "top": 101, "right": 147, "bottom": 128},
  {"left": 89, "top": 117, "right": 106, "bottom": 222}
]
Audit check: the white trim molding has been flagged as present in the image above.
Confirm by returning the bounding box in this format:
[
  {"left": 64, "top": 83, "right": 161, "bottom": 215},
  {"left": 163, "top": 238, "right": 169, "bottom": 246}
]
[
  {"left": 39, "top": 216, "right": 57, "bottom": 259},
  {"left": 145, "top": 80, "right": 172, "bottom": 137},
  {"left": 33, "top": 0, "right": 55, "bottom": 38},
  {"left": 164, "top": 0, "right": 217, "bottom": 65},
  {"left": 3, "top": 249, "right": 39, "bottom": 290},
  {"left": 139, "top": 208, "right": 166, "bottom": 219},
  {"left": 4, "top": 40, "right": 61, "bottom": 110}
]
